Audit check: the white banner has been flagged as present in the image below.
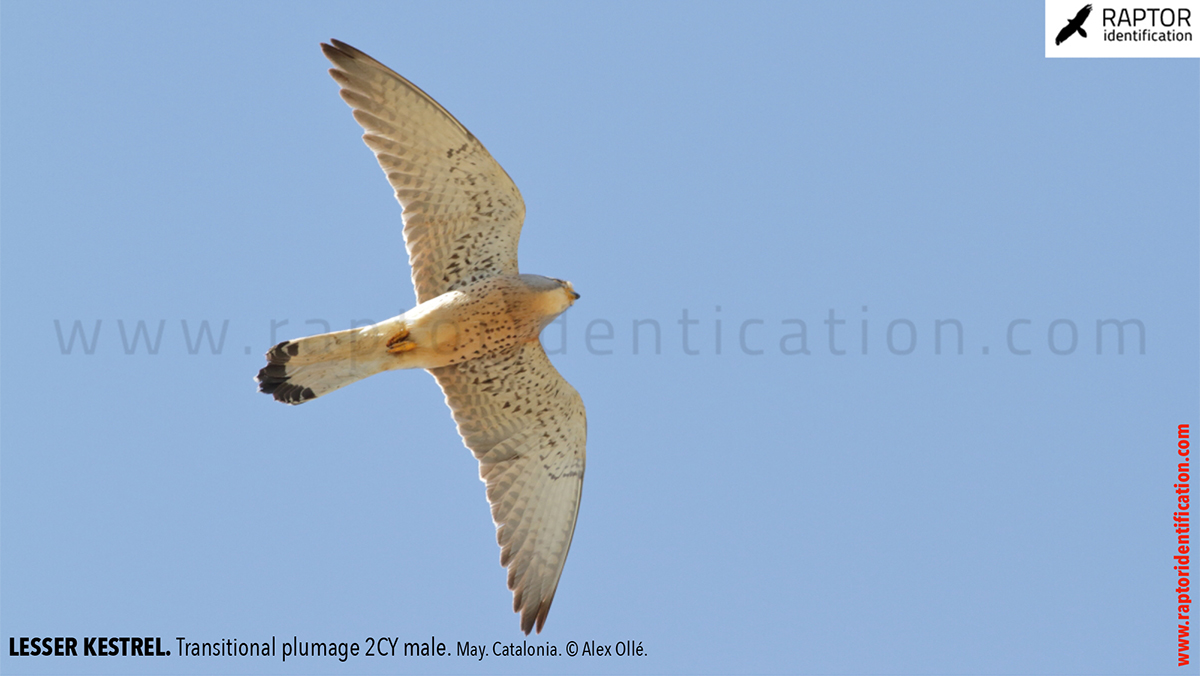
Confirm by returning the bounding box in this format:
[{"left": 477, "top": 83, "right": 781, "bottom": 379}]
[{"left": 1046, "top": 1, "right": 1200, "bottom": 57}]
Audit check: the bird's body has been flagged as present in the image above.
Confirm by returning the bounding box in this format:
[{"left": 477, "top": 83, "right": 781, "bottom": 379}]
[
  {"left": 256, "top": 40, "right": 586, "bottom": 635},
  {"left": 1056, "top": 4, "right": 1093, "bottom": 45},
  {"left": 258, "top": 275, "right": 576, "bottom": 402}
]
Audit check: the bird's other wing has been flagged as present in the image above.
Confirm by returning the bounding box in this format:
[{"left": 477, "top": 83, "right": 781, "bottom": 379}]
[
  {"left": 1055, "top": 23, "right": 1076, "bottom": 45},
  {"left": 322, "top": 40, "right": 526, "bottom": 304},
  {"left": 430, "top": 342, "right": 586, "bottom": 634},
  {"left": 1075, "top": 4, "right": 1093, "bottom": 23}
]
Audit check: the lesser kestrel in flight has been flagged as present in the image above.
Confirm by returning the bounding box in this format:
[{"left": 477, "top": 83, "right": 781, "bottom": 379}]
[{"left": 256, "top": 40, "right": 585, "bottom": 635}]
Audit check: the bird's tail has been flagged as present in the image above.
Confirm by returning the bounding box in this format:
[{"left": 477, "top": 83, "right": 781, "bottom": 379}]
[
  {"left": 1078, "top": 27, "right": 1087, "bottom": 38},
  {"left": 256, "top": 326, "right": 392, "bottom": 405}
]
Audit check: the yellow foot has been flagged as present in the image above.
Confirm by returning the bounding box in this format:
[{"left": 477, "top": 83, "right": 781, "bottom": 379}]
[{"left": 386, "top": 329, "right": 417, "bottom": 354}]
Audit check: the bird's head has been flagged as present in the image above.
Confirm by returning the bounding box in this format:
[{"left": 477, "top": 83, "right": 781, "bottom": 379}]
[
  {"left": 521, "top": 274, "right": 580, "bottom": 326},
  {"left": 562, "top": 280, "right": 580, "bottom": 303},
  {"left": 547, "top": 278, "right": 580, "bottom": 313}
]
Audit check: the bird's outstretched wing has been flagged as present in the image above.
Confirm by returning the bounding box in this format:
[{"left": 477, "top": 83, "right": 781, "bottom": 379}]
[
  {"left": 430, "top": 342, "right": 586, "bottom": 634},
  {"left": 1074, "top": 4, "right": 1092, "bottom": 37},
  {"left": 1055, "top": 24, "right": 1076, "bottom": 45},
  {"left": 322, "top": 40, "right": 526, "bottom": 304}
]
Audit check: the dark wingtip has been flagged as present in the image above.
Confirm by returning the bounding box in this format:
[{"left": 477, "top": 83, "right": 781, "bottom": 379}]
[
  {"left": 322, "top": 39, "right": 363, "bottom": 63},
  {"left": 515, "top": 599, "right": 551, "bottom": 635}
]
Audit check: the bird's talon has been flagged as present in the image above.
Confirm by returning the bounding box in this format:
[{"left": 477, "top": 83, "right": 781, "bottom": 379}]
[{"left": 386, "top": 329, "right": 416, "bottom": 353}]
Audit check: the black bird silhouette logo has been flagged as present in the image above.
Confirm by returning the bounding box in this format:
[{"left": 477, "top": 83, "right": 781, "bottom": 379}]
[{"left": 1056, "top": 4, "right": 1093, "bottom": 45}]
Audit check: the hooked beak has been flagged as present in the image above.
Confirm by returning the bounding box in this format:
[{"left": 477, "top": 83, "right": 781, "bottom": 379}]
[{"left": 570, "top": 290, "right": 581, "bottom": 300}]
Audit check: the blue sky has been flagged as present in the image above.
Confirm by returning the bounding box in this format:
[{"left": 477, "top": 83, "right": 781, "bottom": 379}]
[{"left": 2, "top": 2, "right": 1197, "bottom": 674}]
